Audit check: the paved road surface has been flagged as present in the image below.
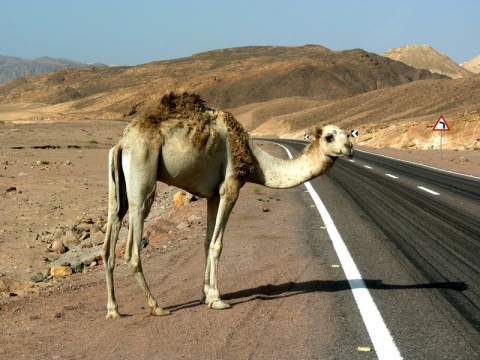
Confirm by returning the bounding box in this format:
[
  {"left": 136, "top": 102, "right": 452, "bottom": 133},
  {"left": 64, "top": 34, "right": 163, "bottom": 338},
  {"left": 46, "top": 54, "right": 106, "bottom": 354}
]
[{"left": 275, "top": 139, "right": 480, "bottom": 359}]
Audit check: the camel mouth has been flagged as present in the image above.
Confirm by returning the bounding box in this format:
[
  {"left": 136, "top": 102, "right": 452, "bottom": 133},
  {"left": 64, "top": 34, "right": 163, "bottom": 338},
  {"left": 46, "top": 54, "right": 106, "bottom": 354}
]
[{"left": 340, "top": 148, "right": 354, "bottom": 159}]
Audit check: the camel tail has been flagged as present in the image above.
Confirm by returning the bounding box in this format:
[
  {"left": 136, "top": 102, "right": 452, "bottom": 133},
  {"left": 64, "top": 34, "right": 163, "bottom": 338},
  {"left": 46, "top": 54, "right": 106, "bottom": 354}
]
[{"left": 108, "top": 145, "right": 128, "bottom": 219}]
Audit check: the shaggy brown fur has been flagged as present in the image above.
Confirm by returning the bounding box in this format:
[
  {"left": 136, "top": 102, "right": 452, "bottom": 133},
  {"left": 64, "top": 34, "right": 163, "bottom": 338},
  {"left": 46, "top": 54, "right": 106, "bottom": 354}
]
[
  {"left": 222, "top": 111, "right": 254, "bottom": 181},
  {"left": 133, "top": 92, "right": 218, "bottom": 135},
  {"left": 146, "top": 92, "right": 215, "bottom": 122}
]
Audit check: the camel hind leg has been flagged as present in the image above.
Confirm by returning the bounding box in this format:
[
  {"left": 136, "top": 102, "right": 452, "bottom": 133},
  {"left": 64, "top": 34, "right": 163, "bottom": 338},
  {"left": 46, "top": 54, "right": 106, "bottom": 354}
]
[
  {"left": 102, "top": 147, "right": 128, "bottom": 318},
  {"left": 122, "top": 148, "right": 170, "bottom": 316}
]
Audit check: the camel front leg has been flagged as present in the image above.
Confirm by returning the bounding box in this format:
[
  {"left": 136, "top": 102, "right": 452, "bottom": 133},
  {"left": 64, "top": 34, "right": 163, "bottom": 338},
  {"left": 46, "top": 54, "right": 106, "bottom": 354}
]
[
  {"left": 202, "top": 195, "right": 219, "bottom": 304},
  {"left": 204, "top": 181, "right": 240, "bottom": 310}
]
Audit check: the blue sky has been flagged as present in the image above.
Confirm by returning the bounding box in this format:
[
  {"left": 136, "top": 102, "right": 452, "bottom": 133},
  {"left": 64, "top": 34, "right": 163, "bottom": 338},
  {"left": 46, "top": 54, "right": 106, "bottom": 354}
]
[{"left": 2, "top": 1, "right": 479, "bottom": 66}]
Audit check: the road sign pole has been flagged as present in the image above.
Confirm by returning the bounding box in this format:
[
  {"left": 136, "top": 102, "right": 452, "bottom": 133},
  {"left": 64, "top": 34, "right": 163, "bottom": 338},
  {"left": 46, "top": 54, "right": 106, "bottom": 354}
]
[{"left": 440, "top": 132, "right": 442, "bottom": 159}]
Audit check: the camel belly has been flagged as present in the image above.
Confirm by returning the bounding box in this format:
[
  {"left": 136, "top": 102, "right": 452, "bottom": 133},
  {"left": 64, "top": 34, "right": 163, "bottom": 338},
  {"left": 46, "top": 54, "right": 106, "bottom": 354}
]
[{"left": 157, "top": 146, "right": 227, "bottom": 198}]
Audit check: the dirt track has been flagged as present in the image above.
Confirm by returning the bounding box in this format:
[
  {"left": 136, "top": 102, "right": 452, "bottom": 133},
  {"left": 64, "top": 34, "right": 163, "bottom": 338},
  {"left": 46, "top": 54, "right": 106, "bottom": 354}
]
[{"left": 1, "top": 120, "right": 479, "bottom": 359}]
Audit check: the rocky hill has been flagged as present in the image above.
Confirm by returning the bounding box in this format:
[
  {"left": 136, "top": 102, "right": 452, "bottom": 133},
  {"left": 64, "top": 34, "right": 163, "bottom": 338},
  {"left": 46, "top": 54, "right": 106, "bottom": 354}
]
[
  {"left": 0, "top": 55, "right": 108, "bottom": 84},
  {"left": 0, "top": 45, "right": 479, "bottom": 151},
  {"left": 384, "top": 45, "right": 473, "bottom": 79},
  {"left": 462, "top": 54, "right": 480, "bottom": 74},
  {"left": 0, "top": 45, "right": 446, "bottom": 117}
]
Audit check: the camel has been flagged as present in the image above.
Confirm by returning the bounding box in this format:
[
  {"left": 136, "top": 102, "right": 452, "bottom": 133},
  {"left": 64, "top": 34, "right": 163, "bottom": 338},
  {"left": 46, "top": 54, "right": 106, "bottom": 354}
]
[{"left": 101, "top": 92, "right": 353, "bottom": 318}]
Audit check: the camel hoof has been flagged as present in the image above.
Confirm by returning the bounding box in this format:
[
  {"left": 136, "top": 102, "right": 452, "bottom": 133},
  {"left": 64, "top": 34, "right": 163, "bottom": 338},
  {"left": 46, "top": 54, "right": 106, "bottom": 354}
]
[
  {"left": 150, "top": 307, "right": 171, "bottom": 316},
  {"left": 209, "top": 299, "right": 231, "bottom": 310},
  {"left": 106, "top": 311, "right": 123, "bottom": 319}
]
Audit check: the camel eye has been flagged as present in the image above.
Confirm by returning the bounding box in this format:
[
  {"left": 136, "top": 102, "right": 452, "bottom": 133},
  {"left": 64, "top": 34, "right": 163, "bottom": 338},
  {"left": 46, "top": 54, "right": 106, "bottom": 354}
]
[{"left": 325, "top": 134, "right": 334, "bottom": 142}]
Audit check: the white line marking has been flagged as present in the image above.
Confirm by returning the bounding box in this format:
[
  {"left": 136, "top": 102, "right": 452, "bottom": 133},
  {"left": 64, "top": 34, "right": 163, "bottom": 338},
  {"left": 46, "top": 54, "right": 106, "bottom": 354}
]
[
  {"left": 385, "top": 174, "right": 398, "bottom": 179},
  {"left": 418, "top": 186, "right": 440, "bottom": 195},
  {"left": 304, "top": 182, "right": 402, "bottom": 359},
  {"left": 277, "top": 142, "right": 402, "bottom": 360},
  {"left": 364, "top": 165, "right": 373, "bottom": 169},
  {"left": 349, "top": 159, "right": 355, "bottom": 162}
]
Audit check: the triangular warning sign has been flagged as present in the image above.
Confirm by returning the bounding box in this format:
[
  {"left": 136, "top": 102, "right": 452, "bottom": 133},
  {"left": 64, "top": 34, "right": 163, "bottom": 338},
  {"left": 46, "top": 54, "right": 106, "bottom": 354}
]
[{"left": 433, "top": 115, "right": 450, "bottom": 131}]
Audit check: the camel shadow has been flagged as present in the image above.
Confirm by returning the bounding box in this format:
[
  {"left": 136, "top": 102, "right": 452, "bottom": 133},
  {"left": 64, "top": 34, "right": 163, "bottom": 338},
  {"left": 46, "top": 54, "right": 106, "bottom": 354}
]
[
  {"left": 165, "top": 279, "right": 467, "bottom": 312},
  {"left": 222, "top": 279, "right": 468, "bottom": 306}
]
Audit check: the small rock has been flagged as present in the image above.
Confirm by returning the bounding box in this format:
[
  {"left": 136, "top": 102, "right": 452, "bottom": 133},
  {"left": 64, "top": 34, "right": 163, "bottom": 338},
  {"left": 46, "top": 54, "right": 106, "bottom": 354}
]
[
  {"left": 50, "top": 266, "right": 73, "bottom": 277},
  {"left": 70, "top": 261, "right": 84, "bottom": 273},
  {"left": 43, "top": 234, "right": 54, "bottom": 244},
  {"left": 177, "top": 222, "right": 190, "bottom": 230},
  {"left": 82, "top": 255, "right": 95, "bottom": 266},
  {"left": 90, "top": 225, "right": 101, "bottom": 236},
  {"left": 54, "top": 228, "right": 64, "bottom": 239},
  {"left": 81, "top": 216, "right": 94, "bottom": 224},
  {"left": 63, "top": 230, "right": 80, "bottom": 249},
  {"left": 91, "top": 230, "right": 105, "bottom": 245},
  {"left": 173, "top": 191, "right": 196, "bottom": 210},
  {"left": 173, "top": 191, "right": 186, "bottom": 210},
  {"left": 51, "top": 239, "right": 66, "bottom": 254},
  {"left": 79, "top": 231, "right": 90, "bottom": 241},
  {"left": 6, "top": 186, "right": 17, "bottom": 192},
  {"left": 30, "top": 274, "right": 45, "bottom": 283}
]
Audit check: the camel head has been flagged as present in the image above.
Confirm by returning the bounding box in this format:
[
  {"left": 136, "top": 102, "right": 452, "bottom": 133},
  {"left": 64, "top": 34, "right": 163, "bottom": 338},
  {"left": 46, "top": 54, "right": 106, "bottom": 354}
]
[{"left": 314, "top": 125, "right": 353, "bottom": 159}]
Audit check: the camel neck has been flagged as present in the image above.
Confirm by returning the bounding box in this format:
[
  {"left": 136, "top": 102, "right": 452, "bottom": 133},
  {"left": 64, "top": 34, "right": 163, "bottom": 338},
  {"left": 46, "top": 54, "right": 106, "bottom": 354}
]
[{"left": 247, "top": 141, "right": 333, "bottom": 189}]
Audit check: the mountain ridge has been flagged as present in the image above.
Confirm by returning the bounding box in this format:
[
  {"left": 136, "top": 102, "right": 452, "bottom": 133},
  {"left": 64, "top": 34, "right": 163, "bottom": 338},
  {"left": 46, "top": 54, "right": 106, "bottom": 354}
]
[
  {"left": 0, "top": 55, "right": 110, "bottom": 84},
  {"left": 1, "top": 45, "right": 479, "bottom": 150},
  {"left": 383, "top": 45, "right": 473, "bottom": 79}
]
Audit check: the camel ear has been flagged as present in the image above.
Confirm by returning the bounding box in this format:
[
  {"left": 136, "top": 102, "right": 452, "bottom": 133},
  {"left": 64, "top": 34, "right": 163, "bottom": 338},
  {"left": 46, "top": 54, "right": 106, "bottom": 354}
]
[{"left": 312, "top": 127, "right": 322, "bottom": 140}]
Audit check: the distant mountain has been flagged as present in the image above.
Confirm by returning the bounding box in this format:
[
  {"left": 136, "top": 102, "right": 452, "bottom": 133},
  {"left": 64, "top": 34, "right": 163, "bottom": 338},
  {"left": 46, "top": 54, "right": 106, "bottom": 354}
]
[
  {"left": 384, "top": 45, "right": 473, "bottom": 79},
  {"left": 0, "top": 55, "right": 108, "bottom": 83},
  {"left": 2, "top": 45, "right": 479, "bottom": 151},
  {"left": 0, "top": 45, "right": 447, "bottom": 119},
  {"left": 461, "top": 54, "right": 480, "bottom": 74}
]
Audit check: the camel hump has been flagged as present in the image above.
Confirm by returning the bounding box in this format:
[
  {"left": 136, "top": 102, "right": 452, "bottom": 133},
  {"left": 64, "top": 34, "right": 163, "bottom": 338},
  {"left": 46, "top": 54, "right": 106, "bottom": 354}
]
[
  {"left": 144, "top": 92, "right": 216, "bottom": 123},
  {"left": 160, "top": 92, "right": 208, "bottom": 115}
]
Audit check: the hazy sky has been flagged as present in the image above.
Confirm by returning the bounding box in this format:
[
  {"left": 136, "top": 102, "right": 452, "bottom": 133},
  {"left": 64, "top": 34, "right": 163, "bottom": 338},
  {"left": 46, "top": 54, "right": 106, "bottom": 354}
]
[{"left": 2, "top": 0, "right": 479, "bottom": 66}]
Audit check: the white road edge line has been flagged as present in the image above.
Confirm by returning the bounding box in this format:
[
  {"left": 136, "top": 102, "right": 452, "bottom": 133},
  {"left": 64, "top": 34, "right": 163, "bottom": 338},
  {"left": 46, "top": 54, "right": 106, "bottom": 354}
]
[
  {"left": 418, "top": 186, "right": 440, "bottom": 195},
  {"left": 304, "top": 181, "right": 402, "bottom": 360},
  {"left": 277, "top": 143, "right": 402, "bottom": 360}
]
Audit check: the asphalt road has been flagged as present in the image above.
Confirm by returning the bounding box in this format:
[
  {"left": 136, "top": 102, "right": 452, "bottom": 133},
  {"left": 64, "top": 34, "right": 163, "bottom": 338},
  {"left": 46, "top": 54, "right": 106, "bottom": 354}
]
[{"left": 274, "top": 139, "right": 480, "bottom": 359}]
